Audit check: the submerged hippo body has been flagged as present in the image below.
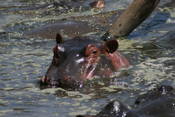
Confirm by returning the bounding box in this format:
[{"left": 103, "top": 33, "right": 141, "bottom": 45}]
[
  {"left": 78, "top": 85, "right": 175, "bottom": 117},
  {"left": 82, "top": 96, "right": 175, "bottom": 117},
  {"left": 40, "top": 34, "right": 129, "bottom": 88},
  {"left": 24, "top": 20, "right": 96, "bottom": 39}
]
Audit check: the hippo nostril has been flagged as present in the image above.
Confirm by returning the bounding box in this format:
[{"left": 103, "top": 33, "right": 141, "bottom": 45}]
[{"left": 92, "top": 50, "right": 97, "bottom": 54}]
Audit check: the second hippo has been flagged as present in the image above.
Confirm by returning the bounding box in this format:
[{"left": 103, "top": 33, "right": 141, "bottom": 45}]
[{"left": 77, "top": 85, "right": 175, "bottom": 117}]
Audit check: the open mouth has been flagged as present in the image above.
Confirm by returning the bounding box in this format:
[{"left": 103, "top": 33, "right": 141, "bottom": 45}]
[{"left": 81, "top": 64, "right": 97, "bottom": 80}]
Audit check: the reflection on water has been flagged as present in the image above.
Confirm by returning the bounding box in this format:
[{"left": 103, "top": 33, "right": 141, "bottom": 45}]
[{"left": 0, "top": 0, "right": 175, "bottom": 117}]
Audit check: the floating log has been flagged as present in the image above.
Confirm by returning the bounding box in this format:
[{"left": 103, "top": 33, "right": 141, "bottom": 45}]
[{"left": 108, "top": 0, "right": 160, "bottom": 38}]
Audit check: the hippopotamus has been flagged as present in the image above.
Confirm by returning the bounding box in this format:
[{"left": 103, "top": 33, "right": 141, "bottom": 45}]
[
  {"left": 24, "top": 20, "right": 96, "bottom": 39},
  {"left": 135, "top": 85, "right": 174, "bottom": 105},
  {"left": 40, "top": 33, "right": 129, "bottom": 89},
  {"left": 77, "top": 85, "right": 175, "bottom": 117}
]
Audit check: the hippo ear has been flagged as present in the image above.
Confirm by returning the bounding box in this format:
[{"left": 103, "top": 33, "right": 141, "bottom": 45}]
[
  {"left": 105, "top": 40, "right": 118, "bottom": 53},
  {"left": 56, "top": 33, "right": 63, "bottom": 44}
]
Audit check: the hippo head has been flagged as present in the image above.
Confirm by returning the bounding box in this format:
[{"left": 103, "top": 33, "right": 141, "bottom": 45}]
[
  {"left": 76, "top": 100, "right": 139, "bottom": 117},
  {"left": 40, "top": 34, "right": 129, "bottom": 88}
]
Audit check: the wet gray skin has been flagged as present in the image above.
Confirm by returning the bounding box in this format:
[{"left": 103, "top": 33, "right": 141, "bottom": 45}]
[
  {"left": 41, "top": 36, "right": 129, "bottom": 89},
  {"left": 78, "top": 85, "right": 175, "bottom": 117},
  {"left": 0, "top": 0, "right": 175, "bottom": 117},
  {"left": 23, "top": 20, "right": 97, "bottom": 39},
  {"left": 43, "top": 38, "right": 103, "bottom": 88}
]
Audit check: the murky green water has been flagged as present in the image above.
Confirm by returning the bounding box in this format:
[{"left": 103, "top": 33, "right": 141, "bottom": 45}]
[{"left": 0, "top": 0, "right": 175, "bottom": 117}]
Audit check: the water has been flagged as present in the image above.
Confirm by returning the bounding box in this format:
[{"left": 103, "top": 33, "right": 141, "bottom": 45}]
[{"left": 0, "top": 0, "right": 175, "bottom": 117}]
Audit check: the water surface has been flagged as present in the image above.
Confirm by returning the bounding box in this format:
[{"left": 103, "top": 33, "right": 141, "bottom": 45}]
[{"left": 0, "top": 0, "right": 175, "bottom": 117}]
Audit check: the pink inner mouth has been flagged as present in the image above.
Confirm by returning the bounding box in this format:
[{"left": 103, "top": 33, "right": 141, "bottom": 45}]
[
  {"left": 108, "top": 52, "right": 130, "bottom": 71},
  {"left": 81, "top": 64, "right": 96, "bottom": 80}
]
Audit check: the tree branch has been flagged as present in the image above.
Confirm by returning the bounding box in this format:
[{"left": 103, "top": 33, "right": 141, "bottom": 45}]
[{"left": 108, "top": 0, "right": 160, "bottom": 38}]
